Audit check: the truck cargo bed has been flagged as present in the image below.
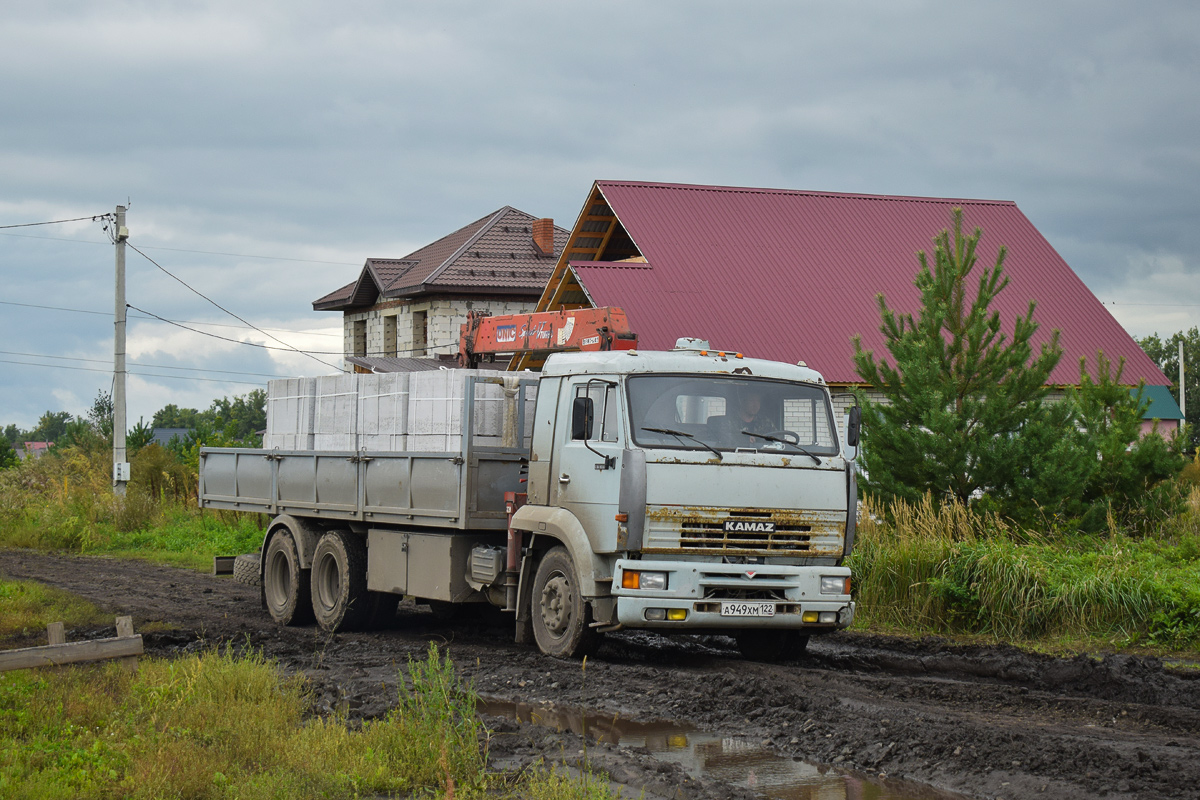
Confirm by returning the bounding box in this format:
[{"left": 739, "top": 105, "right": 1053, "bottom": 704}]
[{"left": 200, "top": 374, "right": 535, "bottom": 530}]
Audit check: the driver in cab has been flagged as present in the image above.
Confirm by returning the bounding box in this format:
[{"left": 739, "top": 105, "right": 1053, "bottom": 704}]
[{"left": 709, "top": 387, "right": 775, "bottom": 447}]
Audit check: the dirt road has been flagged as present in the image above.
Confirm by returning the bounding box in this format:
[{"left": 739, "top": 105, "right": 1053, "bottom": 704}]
[{"left": 2, "top": 549, "right": 1198, "bottom": 800}]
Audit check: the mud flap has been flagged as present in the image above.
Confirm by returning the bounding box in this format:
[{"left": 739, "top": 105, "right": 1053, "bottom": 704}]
[{"left": 513, "top": 534, "right": 537, "bottom": 645}]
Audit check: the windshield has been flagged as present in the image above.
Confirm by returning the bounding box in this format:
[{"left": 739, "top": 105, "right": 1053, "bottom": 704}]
[{"left": 627, "top": 374, "right": 839, "bottom": 455}]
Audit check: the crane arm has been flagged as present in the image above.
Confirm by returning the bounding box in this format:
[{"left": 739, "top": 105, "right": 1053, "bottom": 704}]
[{"left": 458, "top": 307, "right": 637, "bottom": 369}]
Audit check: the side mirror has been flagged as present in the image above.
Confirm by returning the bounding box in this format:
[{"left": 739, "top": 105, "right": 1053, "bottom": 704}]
[
  {"left": 846, "top": 406, "right": 861, "bottom": 448},
  {"left": 572, "top": 396, "right": 594, "bottom": 440}
]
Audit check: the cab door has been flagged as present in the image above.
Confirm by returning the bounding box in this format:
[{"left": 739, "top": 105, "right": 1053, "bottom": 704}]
[{"left": 550, "top": 378, "right": 624, "bottom": 553}]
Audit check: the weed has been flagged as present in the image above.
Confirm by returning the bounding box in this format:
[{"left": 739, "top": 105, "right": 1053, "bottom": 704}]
[{"left": 0, "top": 579, "right": 107, "bottom": 640}]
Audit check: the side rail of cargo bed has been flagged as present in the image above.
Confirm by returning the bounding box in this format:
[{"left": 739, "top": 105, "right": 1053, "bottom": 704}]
[
  {"left": 199, "top": 447, "right": 527, "bottom": 529},
  {"left": 199, "top": 375, "right": 538, "bottom": 530}
]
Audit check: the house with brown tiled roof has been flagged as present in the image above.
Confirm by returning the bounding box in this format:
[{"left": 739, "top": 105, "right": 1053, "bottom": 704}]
[{"left": 314, "top": 207, "right": 568, "bottom": 370}]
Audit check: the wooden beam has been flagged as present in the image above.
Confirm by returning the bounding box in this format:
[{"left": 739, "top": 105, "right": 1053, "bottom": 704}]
[
  {"left": 212, "top": 555, "right": 236, "bottom": 575},
  {"left": 0, "top": 617, "right": 143, "bottom": 673},
  {"left": 47, "top": 621, "right": 65, "bottom": 645}
]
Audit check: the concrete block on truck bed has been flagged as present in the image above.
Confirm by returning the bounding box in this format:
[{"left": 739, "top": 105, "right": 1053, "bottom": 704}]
[
  {"left": 313, "top": 433, "right": 358, "bottom": 451},
  {"left": 315, "top": 374, "right": 359, "bottom": 445},
  {"left": 408, "top": 369, "right": 510, "bottom": 438},
  {"left": 407, "top": 433, "right": 463, "bottom": 452},
  {"left": 407, "top": 370, "right": 463, "bottom": 436},
  {"left": 265, "top": 377, "right": 316, "bottom": 450},
  {"left": 358, "top": 372, "right": 409, "bottom": 451}
]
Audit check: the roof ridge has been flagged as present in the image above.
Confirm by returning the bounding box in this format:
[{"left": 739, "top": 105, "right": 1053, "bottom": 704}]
[
  {"left": 422, "top": 206, "right": 514, "bottom": 287},
  {"left": 596, "top": 180, "right": 1015, "bottom": 207}
]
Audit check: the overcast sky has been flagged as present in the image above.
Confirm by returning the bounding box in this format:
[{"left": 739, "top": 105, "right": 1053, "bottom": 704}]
[{"left": 2, "top": 1, "right": 1198, "bottom": 430}]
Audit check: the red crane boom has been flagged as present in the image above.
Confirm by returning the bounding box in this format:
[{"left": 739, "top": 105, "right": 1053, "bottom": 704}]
[{"left": 457, "top": 307, "right": 637, "bottom": 369}]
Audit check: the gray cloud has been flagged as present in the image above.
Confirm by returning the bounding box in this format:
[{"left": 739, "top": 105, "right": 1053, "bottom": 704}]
[{"left": 2, "top": 0, "right": 1199, "bottom": 427}]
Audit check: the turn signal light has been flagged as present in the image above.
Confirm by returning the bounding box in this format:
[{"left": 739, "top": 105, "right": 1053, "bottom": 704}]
[
  {"left": 615, "top": 512, "right": 629, "bottom": 522},
  {"left": 622, "top": 571, "right": 640, "bottom": 589}
]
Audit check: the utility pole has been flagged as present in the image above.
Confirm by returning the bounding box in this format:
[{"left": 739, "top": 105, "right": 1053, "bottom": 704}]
[
  {"left": 113, "top": 205, "right": 130, "bottom": 496},
  {"left": 1180, "top": 339, "right": 1186, "bottom": 421}
]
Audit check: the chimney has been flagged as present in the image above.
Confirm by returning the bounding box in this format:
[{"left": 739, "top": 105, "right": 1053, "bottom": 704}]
[{"left": 532, "top": 218, "right": 555, "bottom": 257}]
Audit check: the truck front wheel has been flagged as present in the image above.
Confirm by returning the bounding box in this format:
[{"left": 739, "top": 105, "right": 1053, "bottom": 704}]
[
  {"left": 531, "top": 546, "right": 600, "bottom": 659},
  {"left": 311, "top": 531, "right": 370, "bottom": 632},
  {"left": 264, "top": 529, "right": 313, "bottom": 626}
]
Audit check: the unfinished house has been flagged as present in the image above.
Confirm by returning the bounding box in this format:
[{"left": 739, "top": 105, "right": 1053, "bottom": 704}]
[{"left": 313, "top": 207, "right": 568, "bottom": 372}]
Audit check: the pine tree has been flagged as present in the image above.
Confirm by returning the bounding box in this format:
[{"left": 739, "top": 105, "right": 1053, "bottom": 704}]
[{"left": 852, "top": 208, "right": 1076, "bottom": 510}]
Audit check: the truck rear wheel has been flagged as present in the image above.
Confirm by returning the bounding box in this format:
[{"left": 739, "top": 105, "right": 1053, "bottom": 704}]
[
  {"left": 264, "top": 529, "right": 313, "bottom": 626},
  {"left": 531, "top": 546, "right": 599, "bottom": 659},
  {"left": 311, "top": 531, "right": 370, "bottom": 632}
]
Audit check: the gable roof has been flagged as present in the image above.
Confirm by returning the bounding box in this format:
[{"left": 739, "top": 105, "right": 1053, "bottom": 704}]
[
  {"left": 314, "top": 207, "right": 568, "bottom": 311},
  {"left": 528, "top": 180, "right": 1167, "bottom": 387},
  {"left": 1138, "top": 385, "right": 1184, "bottom": 421}
]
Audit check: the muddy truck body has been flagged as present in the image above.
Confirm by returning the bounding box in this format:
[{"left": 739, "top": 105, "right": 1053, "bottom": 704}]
[{"left": 200, "top": 343, "right": 859, "bottom": 660}]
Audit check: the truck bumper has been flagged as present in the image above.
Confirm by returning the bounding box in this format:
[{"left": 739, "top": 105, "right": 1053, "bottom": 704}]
[{"left": 611, "top": 558, "right": 855, "bottom": 632}]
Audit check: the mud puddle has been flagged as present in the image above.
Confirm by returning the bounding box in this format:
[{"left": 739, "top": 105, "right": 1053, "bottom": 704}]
[{"left": 480, "top": 697, "right": 966, "bottom": 800}]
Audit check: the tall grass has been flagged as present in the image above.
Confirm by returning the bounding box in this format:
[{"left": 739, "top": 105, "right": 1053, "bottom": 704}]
[
  {"left": 0, "top": 579, "right": 107, "bottom": 640},
  {"left": 0, "top": 642, "right": 622, "bottom": 799},
  {"left": 0, "top": 443, "right": 263, "bottom": 569},
  {"left": 849, "top": 493, "right": 1200, "bottom": 648}
]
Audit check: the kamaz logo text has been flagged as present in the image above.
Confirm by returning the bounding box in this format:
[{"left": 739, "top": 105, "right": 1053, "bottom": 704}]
[{"left": 723, "top": 520, "right": 776, "bottom": 533}]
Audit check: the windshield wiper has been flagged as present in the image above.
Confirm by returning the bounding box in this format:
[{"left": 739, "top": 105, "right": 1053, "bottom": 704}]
[
  {"left": 641, "top": 427, "right": 723, "bottom": 461},
  {"left": 741, "top": 431, "right": 822, "bottom": 464}
]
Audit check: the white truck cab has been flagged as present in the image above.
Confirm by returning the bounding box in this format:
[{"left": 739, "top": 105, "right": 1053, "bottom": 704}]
[{"left": 513, "top": 346, "right": 857, "bottom": 660}]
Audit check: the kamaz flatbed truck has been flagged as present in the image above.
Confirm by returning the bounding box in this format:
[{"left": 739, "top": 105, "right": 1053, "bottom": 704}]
[{"left": 199, "top": 339, "right": 860, "bottom": 660}]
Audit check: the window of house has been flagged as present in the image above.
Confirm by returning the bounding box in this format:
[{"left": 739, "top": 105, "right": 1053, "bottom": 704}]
[
  {"left": 383, "top": 315, "right": 397, "bottom": 357},
  {"left": 352, "top": 319, "right": 366, "bottom": 357},
  {"left": 412, "top": 310, "right": 427, "bottom": 356}
]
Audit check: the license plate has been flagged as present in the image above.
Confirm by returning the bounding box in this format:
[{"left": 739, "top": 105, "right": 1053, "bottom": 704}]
[{"left": 720, "top": 601, "right": 776, "bottom": 617}]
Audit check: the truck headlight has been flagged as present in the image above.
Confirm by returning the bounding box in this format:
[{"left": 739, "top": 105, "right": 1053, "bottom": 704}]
[
  {"left": 820, "top": 576, "right": 850, "bottom": 595},
  {"left": 621, "top": 570, "right": 668, "bottom": 590}
]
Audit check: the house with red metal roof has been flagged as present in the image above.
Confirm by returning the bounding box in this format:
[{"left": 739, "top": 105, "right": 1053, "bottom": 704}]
[
  {"left": 314, "top": 207, "right": 568, "bottom": 371},
  {"left": 520, "top": 180, "right": 1176, "bottom": 429}
]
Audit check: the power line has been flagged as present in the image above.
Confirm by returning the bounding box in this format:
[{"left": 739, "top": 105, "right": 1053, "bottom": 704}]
[
  {"left": 127, "top": 303, "right": 346, "bottom": 355},
  {"left": 0, "top": 229, "right": 359, "bottom": 266},
  {"left": 0, "top": 350, "right": 295, "bottom": 379},
  {"left": 0, "top": 214, "right": 110, "bottom": 230},
  {"left": 127, "top": 241, "right": 339, "bottom": 369},
  {"left": 137, "top": 243, "right": 358, "bottom": 266},
  {"left": 0, "top": 299, "right": 343, "bottom": 337},
  {"left": 0, "top": 358, "right": 266, "bottom": 386}
]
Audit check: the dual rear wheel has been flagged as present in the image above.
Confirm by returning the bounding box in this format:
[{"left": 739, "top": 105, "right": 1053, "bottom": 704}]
[{"left": 263, "top": 527, "right": 397, "bottom": 631}]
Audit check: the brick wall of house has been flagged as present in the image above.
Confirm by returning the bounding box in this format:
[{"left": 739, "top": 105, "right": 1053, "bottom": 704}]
[{"left": 342, "top": 297, "right": 539, "bottom": 362}]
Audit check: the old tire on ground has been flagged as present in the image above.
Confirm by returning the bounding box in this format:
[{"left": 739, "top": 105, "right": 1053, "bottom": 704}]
[
  {"left": 232, "top": 553, "right": 260, "bottom": 586},
  {"left": 311, "top": 530, "right": 371, "bottom": 632},
  {"left": 263, "top": 529, "right": 313, "bottom": 626},
  {"left": 736, "top": 630, "right": 808, "bottom": 662},
  {"left": 531, "top": 546, "right": 600, "bottom": 659}
]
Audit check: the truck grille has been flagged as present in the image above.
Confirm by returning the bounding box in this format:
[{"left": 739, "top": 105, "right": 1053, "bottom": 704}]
[
  {"left": 681, "top": 511, "right": 812, "bottom": 551},
  {"left": 644, "top": 506, "right": 844, "bottom": 556}
]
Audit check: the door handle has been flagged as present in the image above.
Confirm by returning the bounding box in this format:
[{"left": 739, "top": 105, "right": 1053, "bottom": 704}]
[{"left": 559, "top": 473, "right": 571, "bottom": 484}]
